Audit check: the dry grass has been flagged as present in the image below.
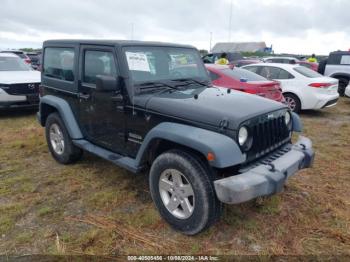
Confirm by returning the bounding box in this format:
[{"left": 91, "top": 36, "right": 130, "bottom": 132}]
[{"left": 0, "top": 99, "right": 349, "bottom": 256}]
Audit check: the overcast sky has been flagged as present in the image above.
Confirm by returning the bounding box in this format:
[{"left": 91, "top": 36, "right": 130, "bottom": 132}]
[{"left": 1, "top": 0, "right": 349, "bottom": 55}]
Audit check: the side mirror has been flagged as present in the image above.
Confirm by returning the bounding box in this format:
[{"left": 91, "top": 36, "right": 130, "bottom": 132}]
[{"left": 95, "top": 75, "right": 121, "bottom": 92}]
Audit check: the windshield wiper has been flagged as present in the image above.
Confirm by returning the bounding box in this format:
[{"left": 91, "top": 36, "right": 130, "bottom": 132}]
[
  {"left": 138, "top": 81, "right": 180, "bottom": 91},
  {"left": 171, "top": 78, "right": 208, "bottom": 87}
]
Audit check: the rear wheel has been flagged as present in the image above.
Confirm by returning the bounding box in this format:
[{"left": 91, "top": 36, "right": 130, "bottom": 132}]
[
  {"left": 149, "top": 149, "right": 221, "bottom": 235},
  {"left": 284, "top": 93, "right": 301, "bottom": 113},
  {"left": 338, "top": 78, "right": 349, "bottom": 97},
  {"left": 45, "top": 113, "right": 83, "bottom": 164}
]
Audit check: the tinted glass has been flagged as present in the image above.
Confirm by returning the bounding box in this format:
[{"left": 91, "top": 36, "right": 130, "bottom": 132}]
[
  {"left": 260, "top": 67, "right": 294, "bottom": 79},
  {"left": 123, "top": 46, "right": 209, "bottom": 83},
  {"left": 293, "top": 66, "right": 323, "bottom": 78},
  {"left": 222, "top": 68, "right": 267, "bottom": 81},
  {"left": 84, "top": 50, "right": 116, "bottom": 84},
  {"left": 0, "top": 56, "right": 32, "bottom": 71},
  {"left": 244, "top": 66, "right": 259, "bottom": 73},
  {"left": 44, "top": 48, "right": 75, "bottom": 81},
  {"left": 328, "top": 54, "right": 341, "bottom": 65}
]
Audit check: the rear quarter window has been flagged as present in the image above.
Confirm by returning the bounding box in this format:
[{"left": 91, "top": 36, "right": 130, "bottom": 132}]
[
  {"left": 43, "top": 47, "right": 75, "bottom": 82},
  {"left": 293, "top": 66, "right": 323, "bottom": 78}
]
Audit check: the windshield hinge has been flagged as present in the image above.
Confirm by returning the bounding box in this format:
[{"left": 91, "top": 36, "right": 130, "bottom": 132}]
[{"left": 219, "top": 118, "right": 229, "bottom": 131}]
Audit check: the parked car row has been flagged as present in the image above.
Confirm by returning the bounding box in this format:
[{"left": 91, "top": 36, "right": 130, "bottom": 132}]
[{"left": 0, "top": 50, "right": 42, "bottom": 71}]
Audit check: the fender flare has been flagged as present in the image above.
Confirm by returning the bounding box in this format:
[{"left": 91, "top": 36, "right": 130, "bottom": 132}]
[
  {"left": 135, "top": 122, "right": 245, "bottom": 168},
  {"left": 329, "top": 73, "right": 350, "bottom": 80},
  {"left": 39, "top": 95, "right": 83, "bottom": 139}
]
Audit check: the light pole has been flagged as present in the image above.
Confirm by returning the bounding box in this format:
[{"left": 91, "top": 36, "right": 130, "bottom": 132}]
[
  {"left": 228, "top": 0, "right": 233, "bottom": 42},
  {"left": 131, "top": 22, "right": 134, "bottom": 40},
  {"left": 209, "top": 32, "right": 213, "bottom": 52}
]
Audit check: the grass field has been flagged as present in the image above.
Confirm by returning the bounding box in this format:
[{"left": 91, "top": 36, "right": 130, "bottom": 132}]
[{"left": 0, "top": 98, "right": 349, "bottom": 256}]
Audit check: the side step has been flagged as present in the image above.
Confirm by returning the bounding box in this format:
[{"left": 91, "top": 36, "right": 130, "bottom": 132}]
[{"left": 72, "top": 139, "right": 142, "bottom": 173}]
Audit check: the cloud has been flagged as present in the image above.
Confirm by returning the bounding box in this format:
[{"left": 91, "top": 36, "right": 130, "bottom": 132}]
[{"left": 0, "top": 0, "right": 350, "bottom": 54}]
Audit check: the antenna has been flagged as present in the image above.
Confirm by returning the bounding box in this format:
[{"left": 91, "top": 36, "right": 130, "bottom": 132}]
[
  {"left": 131, "top": 22, "right": 134, "bottom": 40},
  {"left": 209, "top": 32, "right": 213, "bottom": 52}
]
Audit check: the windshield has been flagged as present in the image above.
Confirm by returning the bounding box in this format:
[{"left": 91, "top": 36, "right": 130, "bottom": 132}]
[
  {"left": 221, "top": 68, "right": 267, "bottom": 81},
  {"left": 123, "top": 46, "right": 209, "bottom": 83},
  {"left": 0, "top": 56, "right": 32, "bottom": 71},
  {"left": 293, "top": 66, "right": 322, "bottom": 78}
]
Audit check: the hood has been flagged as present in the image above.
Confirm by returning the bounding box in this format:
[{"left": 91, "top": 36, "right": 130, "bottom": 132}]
[
  {"left": 0, "top": 71, "right": 41, "bottom": 85},
  {"left": 141, "top": 86, "right": 287, "bottom": 130}
]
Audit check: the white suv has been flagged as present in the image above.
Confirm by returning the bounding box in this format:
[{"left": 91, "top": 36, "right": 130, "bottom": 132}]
[{"left": 0, "top": 53, "right": 40, "bottom": 109}]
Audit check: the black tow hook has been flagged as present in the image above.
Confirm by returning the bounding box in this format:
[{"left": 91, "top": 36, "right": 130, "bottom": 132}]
[
  {"left": 300, "top": 143, "right": 306, "bottom": 150},
  {"left": 267, "top": 163, "right": 276, "bottom": 172}
]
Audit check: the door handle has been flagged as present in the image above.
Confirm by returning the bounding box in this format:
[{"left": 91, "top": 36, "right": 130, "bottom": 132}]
[
  {"left": 78, "top": 93, "right": 90, "bottom": 100},
  {"left": 111, "top": 94, "right": 123, "bottom": 102}
]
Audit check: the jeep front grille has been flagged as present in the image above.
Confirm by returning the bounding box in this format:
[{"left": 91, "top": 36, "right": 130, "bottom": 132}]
[{"left": 246, "top": 112, "right": 291, "bottom": 162}]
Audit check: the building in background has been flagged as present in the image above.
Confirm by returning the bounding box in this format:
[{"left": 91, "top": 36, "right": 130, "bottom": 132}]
[{"left": 211, "top": 42, "right": 273, "bottom": 54}]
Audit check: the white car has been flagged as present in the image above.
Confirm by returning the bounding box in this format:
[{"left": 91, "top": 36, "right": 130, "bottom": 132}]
[
  {"left": 0, "top": 53, "right": 40, "bottom": 109},
  {"left": 242, "top": 63, "right": 339, "bottom": 112}
]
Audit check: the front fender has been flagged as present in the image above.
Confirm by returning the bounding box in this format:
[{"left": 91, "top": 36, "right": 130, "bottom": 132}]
[
  {"left": 39, "top": 95, "right": 83, "bottom": 139},
  {"left": 135, "top": 122, "right": 245, "bottom": 168}
]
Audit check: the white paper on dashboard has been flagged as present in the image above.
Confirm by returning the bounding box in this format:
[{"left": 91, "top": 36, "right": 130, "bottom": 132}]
[{"left": 126, "top": 52, "right": 151, "bottom": 72}]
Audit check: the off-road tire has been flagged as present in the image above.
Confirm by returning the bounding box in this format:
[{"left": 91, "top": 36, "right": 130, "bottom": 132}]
[
  {"left": 45, "top": 113, "right": 83, "bottom": 164},
  {"left": 149, "top": 149, "right": 221, "bottom": 235}
]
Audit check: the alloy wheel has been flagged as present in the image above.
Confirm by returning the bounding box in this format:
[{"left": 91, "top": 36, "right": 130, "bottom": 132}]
[{"left": 158, "top": 169, "right": 195, "bottom": 219}]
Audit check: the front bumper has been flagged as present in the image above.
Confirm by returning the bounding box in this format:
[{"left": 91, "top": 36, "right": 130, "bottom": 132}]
[
  {"left": 214, "top": 136, "right": 315, "bottom": 204},
  {"left": 0, "top": 89, "right": 38, "bottom": 109}
]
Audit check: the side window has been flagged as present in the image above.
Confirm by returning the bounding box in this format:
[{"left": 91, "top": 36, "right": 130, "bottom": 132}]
[
  {"left": 260, "top": 67, "right": 279, "bottom": 79},
  {"left": 278, "top": 69, "right": 294, "bottom": 79},
  {"left": 328, "top": 54, "right": 341, "bottom": 65},
  {"left": 244, "top": 66, "right": 259, "bottom": 73},
  {"left": 84, "top": 50, "right": 116, "bottom": 84},
  {"left": 340, "top": 55, "right": 350, "bottom": 65},
  {"left": 43, "top": 48, "right": 75, "bottom": 81},
  {"left": 208, "top": 71, "right": 220, "bottom": 81}
]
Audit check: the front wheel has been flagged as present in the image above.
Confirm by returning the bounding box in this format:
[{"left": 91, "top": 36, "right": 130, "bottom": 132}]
[
  {"left": 149, "top": 150, "right": 221, "bottom": 235},
  {"left": 284, "top": 93, "right": 301, "bottom": 113}
]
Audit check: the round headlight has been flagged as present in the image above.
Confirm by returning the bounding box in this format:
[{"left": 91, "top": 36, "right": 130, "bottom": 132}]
[
  {"left": 285, "top": 111, "right": 291, "bottom": 125},
  {"left": 238, "top": 126, "right": 248, "bottom": 146}
]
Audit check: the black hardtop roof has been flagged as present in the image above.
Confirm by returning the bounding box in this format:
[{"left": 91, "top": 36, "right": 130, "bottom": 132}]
[
  {"left": 43, "top": 39, "right": 195, "bottom": 49},
  {"left": 330, "top": 50, "right": 350, "bottom": 55}
]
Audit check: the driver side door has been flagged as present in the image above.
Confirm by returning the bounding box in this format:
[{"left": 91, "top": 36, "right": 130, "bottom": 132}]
[{"left": 78, "top": 46, "right": 125, "bottom": 153}]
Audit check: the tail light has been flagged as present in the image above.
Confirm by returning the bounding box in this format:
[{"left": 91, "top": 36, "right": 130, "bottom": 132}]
[
  {"left": 309, "top": 83, "right": 332, "bottom": 88},
  {"left": 24, "top": 58, "right": 31, "bottom": 64}
]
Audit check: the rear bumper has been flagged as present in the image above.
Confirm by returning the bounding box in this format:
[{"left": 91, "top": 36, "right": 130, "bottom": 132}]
[
  {"left": 313, "top": 93, "right": 339, "bottom": 109},
  {"left": 214, "top": 136, "right": 315, "bottom": 204}
]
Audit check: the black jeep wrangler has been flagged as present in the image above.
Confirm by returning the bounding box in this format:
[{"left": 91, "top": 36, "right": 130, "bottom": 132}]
[{"left": 37, "top": 40, "right": 315, "bottom": 235}]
